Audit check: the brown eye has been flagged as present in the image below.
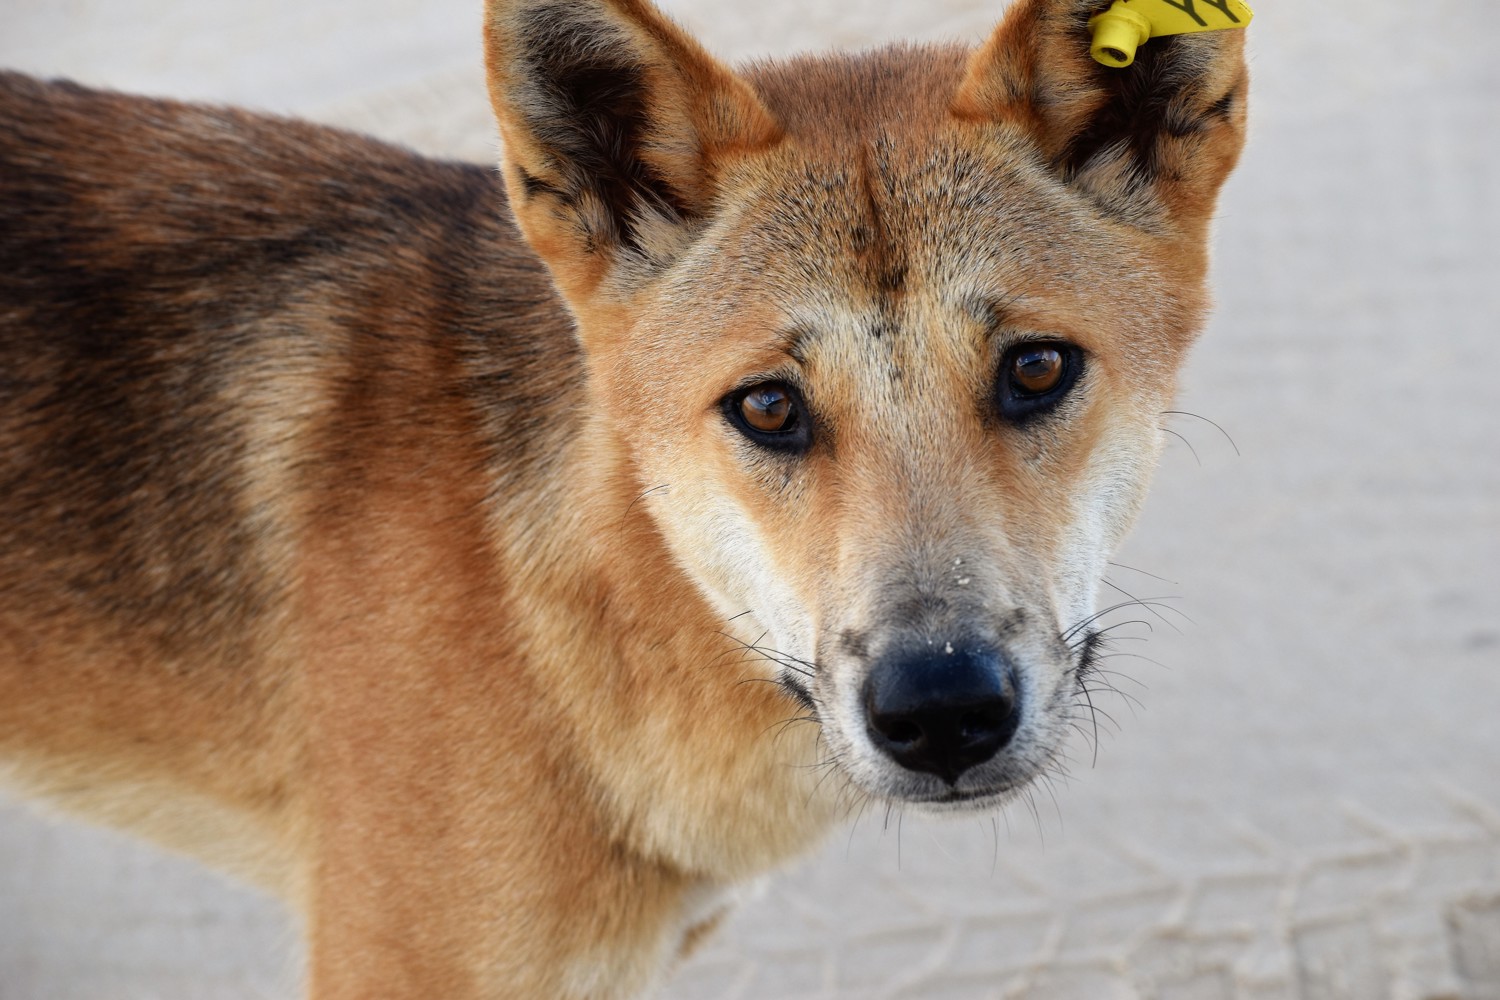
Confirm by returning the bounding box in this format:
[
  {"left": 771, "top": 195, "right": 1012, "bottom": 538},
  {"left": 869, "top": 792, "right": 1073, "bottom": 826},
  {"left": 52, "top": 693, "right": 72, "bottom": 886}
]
[
  {"left": 995, "top": 341, "right": 1082, "bottom": 423},
  {"left": 740, "top": 385, "right": 794, "bottom": 432},
  {"left": 725, "top": 380, "right": 811, "bottom": 452},
  {"left": 1011, "top": 346, "right": 1065, "bottom": 395}
]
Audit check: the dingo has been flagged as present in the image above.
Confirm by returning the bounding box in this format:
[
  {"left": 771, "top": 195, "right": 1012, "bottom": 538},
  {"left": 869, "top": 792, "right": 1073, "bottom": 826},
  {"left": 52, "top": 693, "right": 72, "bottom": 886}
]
[{"left": 0, "top": 0, "right": 1247, "bottom": 995}]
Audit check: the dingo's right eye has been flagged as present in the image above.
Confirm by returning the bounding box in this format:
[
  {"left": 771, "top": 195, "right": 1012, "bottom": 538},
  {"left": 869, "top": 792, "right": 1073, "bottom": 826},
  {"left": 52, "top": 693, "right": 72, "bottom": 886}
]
[{"left": 725, "top": 381, "right": 810, "bottom": 452}]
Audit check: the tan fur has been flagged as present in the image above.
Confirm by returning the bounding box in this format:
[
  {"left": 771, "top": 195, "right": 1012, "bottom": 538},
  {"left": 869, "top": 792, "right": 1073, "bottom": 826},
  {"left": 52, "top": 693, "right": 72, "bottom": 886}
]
[{"left": 0, "top": 0, "right": 1247, "bottom": 996}]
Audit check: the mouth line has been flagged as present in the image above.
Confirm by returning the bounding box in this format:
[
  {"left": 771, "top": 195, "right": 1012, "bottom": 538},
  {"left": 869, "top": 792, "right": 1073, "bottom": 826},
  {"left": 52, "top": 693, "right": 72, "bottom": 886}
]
[{"left": 901, "top": 784, "right": 1020, "bottom": 807}]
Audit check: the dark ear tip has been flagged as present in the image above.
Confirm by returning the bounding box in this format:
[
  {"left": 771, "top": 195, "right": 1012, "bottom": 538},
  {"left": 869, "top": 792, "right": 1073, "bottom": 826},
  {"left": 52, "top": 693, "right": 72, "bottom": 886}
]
[{"left": 487, "top": 0, "right": 775, "bottom": 282}]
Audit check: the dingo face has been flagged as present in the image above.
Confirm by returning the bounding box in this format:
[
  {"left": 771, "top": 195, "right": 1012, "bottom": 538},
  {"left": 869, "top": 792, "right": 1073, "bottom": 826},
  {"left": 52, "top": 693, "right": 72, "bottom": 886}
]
[
  {"left": 608, "top": 102, "right": 1197, "bottom": 809},
  {"left": 486, "top": 0, "right": 1245, "bottom": 809}
]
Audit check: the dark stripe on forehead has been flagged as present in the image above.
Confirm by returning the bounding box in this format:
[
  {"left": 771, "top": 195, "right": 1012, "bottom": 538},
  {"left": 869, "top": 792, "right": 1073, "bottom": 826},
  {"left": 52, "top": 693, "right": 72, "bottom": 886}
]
[
  {"left": 856, "top": 142, "right": 910, "bottom": 339},
  {"left": 859, "top": 143, "right": 912, "bottom": 295}
]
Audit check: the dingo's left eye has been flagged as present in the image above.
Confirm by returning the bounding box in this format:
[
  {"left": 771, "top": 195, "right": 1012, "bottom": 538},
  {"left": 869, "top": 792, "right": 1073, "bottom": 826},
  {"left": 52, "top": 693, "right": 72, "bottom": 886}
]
[
  {"left": 996, "top": 341, "right": 1082, "bottom": 421},
  {"left": 1011, "top": 347, "right": 1065, "bottom": 394}
]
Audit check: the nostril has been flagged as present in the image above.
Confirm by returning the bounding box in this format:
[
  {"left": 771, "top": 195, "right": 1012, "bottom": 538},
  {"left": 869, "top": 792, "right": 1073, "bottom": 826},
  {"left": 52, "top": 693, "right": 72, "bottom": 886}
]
[
  {"left": 958, "top": 679, "right": 1016, "bottom": 741},
  {"left": 959, "top": 709, "right": 1002, "bottom": 742},
  {"left": 881, "top": 718, "right": 923, "bottom": 746}
]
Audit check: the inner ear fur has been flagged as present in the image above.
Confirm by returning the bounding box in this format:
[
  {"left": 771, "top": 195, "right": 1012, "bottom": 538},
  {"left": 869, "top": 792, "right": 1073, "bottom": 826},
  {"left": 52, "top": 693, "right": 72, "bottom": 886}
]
[
  {"left": 484, "top": 0, "right": 780, "bottom": 301},
  {"left": 953, "top": 0, "right": 1248, "bottom": 229}
]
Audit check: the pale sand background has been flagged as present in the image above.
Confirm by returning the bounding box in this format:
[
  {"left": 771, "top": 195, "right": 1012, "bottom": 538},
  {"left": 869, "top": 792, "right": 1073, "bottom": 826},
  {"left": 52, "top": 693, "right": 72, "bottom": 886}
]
[{"left": 2, "top": 1, "right": 1498, "bottom": 998}]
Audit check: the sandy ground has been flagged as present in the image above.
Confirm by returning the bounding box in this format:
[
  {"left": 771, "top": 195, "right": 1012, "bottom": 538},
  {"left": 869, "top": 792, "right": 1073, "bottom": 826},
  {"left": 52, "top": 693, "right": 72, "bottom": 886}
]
[{"left": 2, "top": 0, "right": 1498, "bottom": 997}]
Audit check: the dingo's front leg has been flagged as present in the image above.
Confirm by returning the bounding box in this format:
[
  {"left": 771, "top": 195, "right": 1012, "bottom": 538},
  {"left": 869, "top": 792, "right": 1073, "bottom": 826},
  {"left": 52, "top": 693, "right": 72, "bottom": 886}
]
[{"left": 306, "top": 821, "right": 690, "bottom": 999}]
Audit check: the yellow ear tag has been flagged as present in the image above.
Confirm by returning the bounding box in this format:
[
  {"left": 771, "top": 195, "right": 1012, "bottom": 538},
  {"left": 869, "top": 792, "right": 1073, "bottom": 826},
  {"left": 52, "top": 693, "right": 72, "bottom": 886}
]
[{"left": 1088, "top": 0, "right": 1254, "bottom": 68}]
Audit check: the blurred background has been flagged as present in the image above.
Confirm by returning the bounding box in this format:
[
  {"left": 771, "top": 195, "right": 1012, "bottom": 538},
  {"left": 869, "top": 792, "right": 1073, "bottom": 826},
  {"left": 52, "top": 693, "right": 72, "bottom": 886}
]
[{"left": 2, "top": 0, "right": 1497, "bottom": 997}]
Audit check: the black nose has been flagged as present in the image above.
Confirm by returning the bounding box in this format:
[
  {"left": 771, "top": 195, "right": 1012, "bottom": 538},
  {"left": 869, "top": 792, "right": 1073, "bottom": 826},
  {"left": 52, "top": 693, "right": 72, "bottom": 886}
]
[{"left": 863, "top": 644, "right": 1021, "bottom": 784}]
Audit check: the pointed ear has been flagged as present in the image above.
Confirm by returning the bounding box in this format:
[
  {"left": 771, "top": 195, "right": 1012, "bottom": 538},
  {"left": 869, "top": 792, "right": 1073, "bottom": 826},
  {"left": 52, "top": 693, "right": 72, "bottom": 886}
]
[
  {"left": 952, "top": 0, "right": 1248, "bottom": 229},
  {"left": 484, "top": 0, "right": 780, "bottom": 306}
]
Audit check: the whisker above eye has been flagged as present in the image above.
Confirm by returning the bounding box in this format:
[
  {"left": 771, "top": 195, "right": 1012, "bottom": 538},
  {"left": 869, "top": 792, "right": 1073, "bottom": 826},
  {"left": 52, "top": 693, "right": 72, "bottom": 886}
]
[
  {"left": 1161, "top": 408, "right": 1240, "bottom": 456},
  {"left": 1158, "top": 425, "right": 1203, "bottom": 466}
]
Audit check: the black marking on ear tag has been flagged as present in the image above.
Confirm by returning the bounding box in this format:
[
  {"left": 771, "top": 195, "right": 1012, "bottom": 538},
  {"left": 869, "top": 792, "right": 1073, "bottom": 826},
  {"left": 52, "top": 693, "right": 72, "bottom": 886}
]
[{"left": 1157, "top": 0, "right": 1243, "bottom": 28}]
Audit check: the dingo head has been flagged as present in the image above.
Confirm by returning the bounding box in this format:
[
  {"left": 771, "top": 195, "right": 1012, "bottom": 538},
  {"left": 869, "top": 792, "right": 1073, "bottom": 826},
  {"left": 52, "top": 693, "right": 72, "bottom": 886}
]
[{"left": 485, "top": 0, "right": 1246, "bottom": 808}]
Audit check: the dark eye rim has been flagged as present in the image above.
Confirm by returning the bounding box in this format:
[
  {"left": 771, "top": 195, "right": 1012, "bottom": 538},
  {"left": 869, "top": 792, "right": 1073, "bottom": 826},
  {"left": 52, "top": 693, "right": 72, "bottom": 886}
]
[
  {"left": 995, "top": 340, "right": 1085, "bottom": 423},
  {"left": 722, "top": 379, "right": 813, "bottom": 453}
]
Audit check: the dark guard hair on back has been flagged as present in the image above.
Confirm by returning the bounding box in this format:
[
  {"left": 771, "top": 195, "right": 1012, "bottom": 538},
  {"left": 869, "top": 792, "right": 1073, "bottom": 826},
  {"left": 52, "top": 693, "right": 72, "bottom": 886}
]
[{"left": 0, "top": 69, "right": 573, "bottom": 660}]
